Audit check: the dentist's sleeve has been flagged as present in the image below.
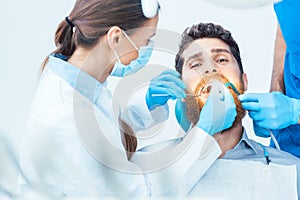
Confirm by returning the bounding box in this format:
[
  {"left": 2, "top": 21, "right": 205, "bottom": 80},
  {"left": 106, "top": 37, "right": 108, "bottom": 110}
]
[
  {"left": 131, "top": 126, "right": 222, "bottom": 195},
  {"left": 120, "top": 86, "right": 169, "bottom": 132}
]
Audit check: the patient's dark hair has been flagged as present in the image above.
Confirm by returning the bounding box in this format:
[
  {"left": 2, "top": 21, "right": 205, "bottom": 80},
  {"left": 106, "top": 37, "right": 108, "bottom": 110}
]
[{"left": 175, "top": 22, "right": 243, "bottom": 75}]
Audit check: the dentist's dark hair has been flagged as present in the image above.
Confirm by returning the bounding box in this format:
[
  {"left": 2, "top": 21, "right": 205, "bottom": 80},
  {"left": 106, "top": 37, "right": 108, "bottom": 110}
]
[
  {"left": 175, "top": 22, "right": 243, "bottom": 75},
  {"left": 41, "top": 0, "right": 159, "bottom": 71}
]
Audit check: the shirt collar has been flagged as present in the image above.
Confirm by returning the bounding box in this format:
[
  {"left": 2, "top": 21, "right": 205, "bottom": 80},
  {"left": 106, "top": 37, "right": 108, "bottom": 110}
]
[
  {"left": 225, "top": 127, "right": 258, "bottom": 155},
  {"left": 48, "top": 54, "right": 108, "bottom": 104}
]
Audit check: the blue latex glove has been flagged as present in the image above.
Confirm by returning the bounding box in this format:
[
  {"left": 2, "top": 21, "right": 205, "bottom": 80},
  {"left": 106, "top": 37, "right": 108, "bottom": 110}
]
[
  {"left": 146, "top": 70, "right": 186, "bottom": 110},
  {"left": 239, "top": 92, "right": 300, "bottom": 130},
  {"left": 175, "top": 100, "right": 191, "bottom": 132},
  {"left": 252, "top": 121, "right": 271, "bottom": 138},
  {"left": 111, "top": 42, "right": 154, "bottom": 77},
  {"left": 196, "top": 82, "right": 237, "bottom": 136}
]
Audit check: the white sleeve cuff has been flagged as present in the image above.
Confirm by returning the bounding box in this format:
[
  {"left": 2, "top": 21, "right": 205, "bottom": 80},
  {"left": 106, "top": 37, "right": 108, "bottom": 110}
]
[
  {"left": 120, "top": 86, "right": 169, "bottom": 132},
  {"left": 131, "top": 126, "right": 221, "bottom": 195}
]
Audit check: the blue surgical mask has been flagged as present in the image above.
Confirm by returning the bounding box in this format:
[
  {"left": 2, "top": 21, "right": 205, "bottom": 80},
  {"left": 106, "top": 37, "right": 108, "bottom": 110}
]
[{"left": 111, "top": 30, "right": 154, "bottom": 77}]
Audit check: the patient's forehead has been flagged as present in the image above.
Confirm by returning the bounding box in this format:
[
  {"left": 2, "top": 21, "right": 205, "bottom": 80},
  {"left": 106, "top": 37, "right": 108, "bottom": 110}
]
[{"left": 181, "top": 38, "right": 231, "bottom": 60}]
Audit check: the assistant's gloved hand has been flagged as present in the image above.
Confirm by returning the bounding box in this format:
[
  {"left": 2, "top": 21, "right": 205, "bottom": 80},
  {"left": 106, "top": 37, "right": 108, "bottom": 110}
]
[
  {"left": 146, "top": 70, "right": 186, "bottom": 110},
  {"left": 239, "top": 92, "right": 300, "bottom": 130},
  {"left": 111, "top": 42, "right": 154, "bottom": 77},
  {"left": 197, "top": 83, "right": 237, "bottom": 136}
]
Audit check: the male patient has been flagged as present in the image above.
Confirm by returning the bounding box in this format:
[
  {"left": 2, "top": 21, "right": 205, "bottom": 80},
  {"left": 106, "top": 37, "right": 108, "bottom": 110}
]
[{"left": 174, "top": 22, "right": 300, "bottom": 197}]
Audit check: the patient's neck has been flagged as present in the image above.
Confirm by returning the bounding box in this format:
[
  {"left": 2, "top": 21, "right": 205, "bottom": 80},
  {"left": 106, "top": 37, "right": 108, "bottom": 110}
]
[{"left": 213, "top": 123, "right": 243, "bottom": 158}]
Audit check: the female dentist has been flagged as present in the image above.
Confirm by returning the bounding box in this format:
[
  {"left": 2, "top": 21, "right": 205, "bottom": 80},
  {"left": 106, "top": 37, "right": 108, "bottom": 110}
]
[
  {"left": 19, "top": 0, "right": 224, "bottom": 198},
  {"left": 19, "top": 0, "right": 161, "bottom": 198}
]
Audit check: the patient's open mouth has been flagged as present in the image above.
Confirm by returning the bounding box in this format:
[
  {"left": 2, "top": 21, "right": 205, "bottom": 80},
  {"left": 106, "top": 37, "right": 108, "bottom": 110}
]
[
  {"left": 195, "top": 79, "right": 226, "bottom": 99},
  {"left": 199, "top": 84, "right": 212, "bottom": 98}
]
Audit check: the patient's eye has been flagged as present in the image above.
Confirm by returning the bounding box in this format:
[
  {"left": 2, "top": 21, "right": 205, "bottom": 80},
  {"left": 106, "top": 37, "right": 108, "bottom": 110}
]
[
  {"left": 191, "top": 63, "right": 202, "bottom": 68},
  {"left": 188, "top": 59, "right": 203, "bottom": 69},
  {"left": 215, "top": 54, "right": 230, "bottom": 65},
  {"left": 217, "top": 58, "right": 228, "bottom": 63}
]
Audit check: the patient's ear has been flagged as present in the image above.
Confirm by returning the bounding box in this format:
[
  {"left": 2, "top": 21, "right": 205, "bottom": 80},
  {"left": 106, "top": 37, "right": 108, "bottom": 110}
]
[{"left": 242, "top": 73, "right": 248, "bottom": 91}]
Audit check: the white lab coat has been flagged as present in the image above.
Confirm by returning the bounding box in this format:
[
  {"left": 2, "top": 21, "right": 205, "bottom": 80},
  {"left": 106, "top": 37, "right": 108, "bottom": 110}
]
[
  {"left": 19, "top": 59, "right": 149, "bottom": 198},
  {"left": 19, "top": 56, "right": 221, "bottom": 198}
]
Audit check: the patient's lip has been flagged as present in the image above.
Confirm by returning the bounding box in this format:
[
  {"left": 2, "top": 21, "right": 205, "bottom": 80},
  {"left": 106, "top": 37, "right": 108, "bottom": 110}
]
[{"left": 199, "top": 84, "right": 211, "bottom": 98}]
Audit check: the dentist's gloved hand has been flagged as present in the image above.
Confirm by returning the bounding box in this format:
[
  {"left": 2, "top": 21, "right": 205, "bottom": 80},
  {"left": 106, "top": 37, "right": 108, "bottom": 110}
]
[
  {"left": 175, "top": 100, "right": 191, "bottom": 132},
  {"left": 197, "top": 83, "right": 237, "bottom": 136},
  {"left": 239, "top": 92, "right": 300, "bottom": 130},
  {"left": 111, "top": 42, "right": 154, "bottom": 77},
  {"left": 146, "top": 70, "right": 186, "bottom": 110}
]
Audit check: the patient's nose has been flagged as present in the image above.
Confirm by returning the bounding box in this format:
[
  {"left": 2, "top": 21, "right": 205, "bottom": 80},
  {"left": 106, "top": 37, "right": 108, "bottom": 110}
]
[{"left": 201, "top": 60, "right": 219, "bottom": 75}]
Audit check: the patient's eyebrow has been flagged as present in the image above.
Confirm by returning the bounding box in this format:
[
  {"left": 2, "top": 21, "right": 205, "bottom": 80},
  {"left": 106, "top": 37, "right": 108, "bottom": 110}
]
[
  {"left": 211, "top": 48, "right": 232, "bottom": 55},
  {"left": 185, "top": 52, "right": 203, "bottom": 64}
]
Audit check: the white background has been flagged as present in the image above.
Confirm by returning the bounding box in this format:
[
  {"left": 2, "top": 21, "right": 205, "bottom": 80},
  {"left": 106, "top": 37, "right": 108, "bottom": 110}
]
[{"left": 0, "top": 0, "right": 277, "bottom": 150}]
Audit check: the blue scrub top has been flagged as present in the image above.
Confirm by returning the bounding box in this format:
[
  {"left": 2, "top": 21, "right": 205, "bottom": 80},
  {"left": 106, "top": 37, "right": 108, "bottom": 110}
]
[{"left": 270, "top": 0, "right": 300, "bottom": 157}]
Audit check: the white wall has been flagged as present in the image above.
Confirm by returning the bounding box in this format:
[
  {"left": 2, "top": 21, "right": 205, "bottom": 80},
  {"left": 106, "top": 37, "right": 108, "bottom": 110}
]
[
  {"left": 0, "top": 0, "right": 277, "bottom": 149},
  {"left": 0, "top": 0, "right": 74, "bottom": 149}
]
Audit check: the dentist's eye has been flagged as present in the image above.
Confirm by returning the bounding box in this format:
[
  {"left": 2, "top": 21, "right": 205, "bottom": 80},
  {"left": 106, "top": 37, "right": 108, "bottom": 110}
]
[{"left": 146, "top": 39, "right": 154, "bottom": 46}]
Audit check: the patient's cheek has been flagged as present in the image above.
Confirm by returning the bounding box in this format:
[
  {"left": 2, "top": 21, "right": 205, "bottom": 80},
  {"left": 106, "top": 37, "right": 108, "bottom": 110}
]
[{"left": 182, "top": 77, "right": 200, "bottom": 92}]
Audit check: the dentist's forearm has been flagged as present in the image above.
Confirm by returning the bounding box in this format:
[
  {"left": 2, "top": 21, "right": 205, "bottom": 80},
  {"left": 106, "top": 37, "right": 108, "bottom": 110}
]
[{"left": 270, "top": 23, "right": 286, "bottom": 93}]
